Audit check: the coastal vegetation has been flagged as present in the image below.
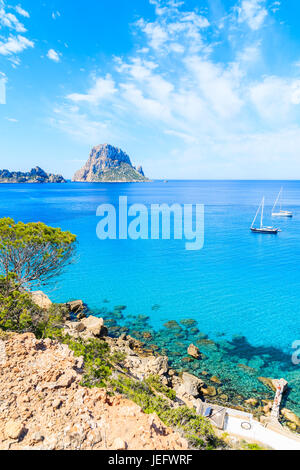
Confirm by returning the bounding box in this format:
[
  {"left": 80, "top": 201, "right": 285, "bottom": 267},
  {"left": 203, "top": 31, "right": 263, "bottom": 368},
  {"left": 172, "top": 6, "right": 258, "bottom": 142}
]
[
  {"left": 0, "top": 218, "right": 299, "bottom": 450},
  {"left": 0, "top": 218, "right": 76, "bottom": 289}
]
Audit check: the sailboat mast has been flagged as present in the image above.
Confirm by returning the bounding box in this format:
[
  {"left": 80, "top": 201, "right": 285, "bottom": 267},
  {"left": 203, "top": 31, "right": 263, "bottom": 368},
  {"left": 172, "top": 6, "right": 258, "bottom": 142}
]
[
  {"left": 280, "top": 187, "right": 283, "bottom": 211},
  {"left": 252, "top": 199, "right": 263, "bottom": 228},
  {"left": 260, "top": 197, "right": 264, "bottom": 228},
  {"left": 272, "top": 189, "right": 281, "bottom": 213}
]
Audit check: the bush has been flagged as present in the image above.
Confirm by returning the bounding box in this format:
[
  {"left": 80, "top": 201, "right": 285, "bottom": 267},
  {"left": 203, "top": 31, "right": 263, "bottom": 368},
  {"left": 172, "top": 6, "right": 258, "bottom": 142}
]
[
  {"left": 0, "top": 218, "right": 76, "bottom": 289},
  {"left": 109, "top": 375, "right": 222, "bottom": 450}
]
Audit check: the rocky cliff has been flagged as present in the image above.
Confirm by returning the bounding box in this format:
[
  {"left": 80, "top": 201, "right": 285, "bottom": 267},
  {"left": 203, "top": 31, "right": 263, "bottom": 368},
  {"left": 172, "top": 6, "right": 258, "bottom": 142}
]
[
  {"left": 72, "top": 144, "right": 148, "bottom": 182},
  {"left": 0, "top": 167, "right": 66, "bottom": 184},
  {"left": 0, "top": 332, "right": 187, "bottom": 450}
]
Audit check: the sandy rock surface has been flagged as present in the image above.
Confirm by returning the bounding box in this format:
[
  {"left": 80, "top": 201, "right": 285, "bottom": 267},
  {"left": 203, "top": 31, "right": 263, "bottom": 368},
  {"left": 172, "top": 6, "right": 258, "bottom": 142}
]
[{"left": 0, "top": 333, "right": 188, "bottom": 450}]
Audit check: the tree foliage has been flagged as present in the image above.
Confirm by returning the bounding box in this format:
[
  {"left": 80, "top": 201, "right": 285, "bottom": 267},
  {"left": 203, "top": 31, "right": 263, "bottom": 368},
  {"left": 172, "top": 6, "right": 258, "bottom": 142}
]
[{"left": 0, "top": 218, "right": 76, "bottom": 289}]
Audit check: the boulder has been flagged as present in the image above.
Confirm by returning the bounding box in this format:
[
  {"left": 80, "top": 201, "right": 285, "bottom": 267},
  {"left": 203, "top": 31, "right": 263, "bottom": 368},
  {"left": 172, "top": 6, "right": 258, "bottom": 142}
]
[
  {"left": 281, "top": 408, "right": 300, "bottom": 427},
  {"left": 66, "top": 300, "right": 84, "bottom": 314},
  {"left": 187, "top": 344, "right": 201, "bottom": 359},
  {"left": 245, "top": 398, "right": 259, "bottom": 407},
  {"left": 181, "top": 372, "right": 204, "bottom": 397},
  {"left": 201, "top": 385, "right": 217, "bottom": 397},
  {"left": 63, "top": 316, "right": 108, "bottom": 340},
  {"left": 210, "top": 376, "right": 222, "bottom": 384},
  {"left": 31, "top": 291, "right": 52, "bottom": 310},
  {"left": 4, "top": 421, "right": 26, "bottom": 440},
  {"left": 81, "top": 316, "right": 107, "bottom": 337}
]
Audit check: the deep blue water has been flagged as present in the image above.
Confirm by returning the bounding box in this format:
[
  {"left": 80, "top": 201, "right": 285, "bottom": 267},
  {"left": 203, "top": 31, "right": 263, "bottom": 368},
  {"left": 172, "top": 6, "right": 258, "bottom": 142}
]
[{"left": 0, "top": 181, "right": 299, "bottom": 414}]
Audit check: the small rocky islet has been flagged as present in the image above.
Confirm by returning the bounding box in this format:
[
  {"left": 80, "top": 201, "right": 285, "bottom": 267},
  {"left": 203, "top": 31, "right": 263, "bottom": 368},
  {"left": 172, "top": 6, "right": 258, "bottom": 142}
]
[
  {"left": 0, "top": 167, "right": 66, "bottom": 184},
  {"left": 72, "top": 144, "right": 149, "bottom": 183}
]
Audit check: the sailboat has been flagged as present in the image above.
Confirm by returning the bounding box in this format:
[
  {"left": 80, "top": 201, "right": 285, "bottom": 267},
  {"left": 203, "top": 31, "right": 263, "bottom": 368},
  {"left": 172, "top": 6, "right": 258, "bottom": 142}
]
[
  {"left": 251, "top": 197, "right": 279, "bottom": 234},
  {"left": 272, "top": 188, "right": 293, "bottom": 217}
]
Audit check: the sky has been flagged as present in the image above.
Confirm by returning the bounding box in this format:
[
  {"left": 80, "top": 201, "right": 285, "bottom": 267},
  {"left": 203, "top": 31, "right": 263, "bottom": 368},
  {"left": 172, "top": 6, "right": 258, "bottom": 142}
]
[{"left": 1, "top": 0, "right": 300, "bottom": 179}]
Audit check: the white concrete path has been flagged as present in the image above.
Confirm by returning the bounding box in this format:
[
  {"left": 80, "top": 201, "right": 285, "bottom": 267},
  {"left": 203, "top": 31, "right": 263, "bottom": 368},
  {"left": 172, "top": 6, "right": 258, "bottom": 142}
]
[{"left": 225, "top": 415, "right": 300, "bottom": 450}]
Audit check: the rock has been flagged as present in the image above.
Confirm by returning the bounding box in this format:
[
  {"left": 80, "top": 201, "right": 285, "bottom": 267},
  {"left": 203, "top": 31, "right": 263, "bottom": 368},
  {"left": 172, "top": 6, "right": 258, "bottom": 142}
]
[
  {"left": 72, "top": 144, "right": 149, "bottom": 183},
  {"left": 181, "top": 372, "right": 204, "bottom": 397},
  {"left": 201, "top": 385, "right": 217, "bottom": 397},
  {"left": 63, "top": 317, "right": 108, "bottom": 340},
  {"left": 81, "top": 316, "right": 107, "bottom": 337},
  {"left": 31, "top": 291, "right": 52, "bottom": 310},
  {"left": 281, "top": 409, "right": 300, "bottom": 427},
  {"left": 112, "top": 438, "right": 128, "bottom": 450},
  {"left": 123, "top": 354, "right": 169, "bottom": 380},
  {"left": 258, "top": 377, "right": 277, "bottom": 392},
  {"left": 66, "top": 300, "right": 84, "bottom": 314},
  {"left": 0, "top": 333, "right": 188, "bottom": 450},
  {"left": 0, "top": 339, "right": 7, "bottom": 365},
  {"left": 187, "top": 344, "right": 201, "bottom": 359},
  {"left": 0, "top": 167, "right": 66, "bottom": 184},
  {"left": 210, "top": 376, "right": 222, "bottom": 384},
  {"left": 220, "top": 394, "right": 229, "bottom": 401},
  {"left": 4, "top": 421, "right": 25, "bottom": 440},
  {"left": 245, "top": 398, "right": 259, "bottom": 407},
  {"left": 262, "top": 401, "right": 273, "bottom": 414}
]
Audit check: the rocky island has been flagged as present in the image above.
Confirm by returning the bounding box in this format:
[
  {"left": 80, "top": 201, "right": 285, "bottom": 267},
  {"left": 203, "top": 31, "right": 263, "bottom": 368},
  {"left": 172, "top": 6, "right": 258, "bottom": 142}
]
[
  {"left": 0, "top": 167, "right": 66, "bottom": 184},
  {"left": 72, "top": 144, "right": 149, "bottom": 183}
]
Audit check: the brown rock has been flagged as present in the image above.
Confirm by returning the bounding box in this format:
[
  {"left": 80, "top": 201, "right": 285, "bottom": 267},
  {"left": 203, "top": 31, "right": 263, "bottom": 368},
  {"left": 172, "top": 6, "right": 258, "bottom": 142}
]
[
  {"left": 66, "top": 300, "right": 84, "bottom": 313},
  {"left": 245, "top": 398, "right": 259, "bottom": 407},
  {"left": 31, "top": 291, "right": 52, "bottom": 310},
  {"left": 0, "top": 333, "right": 188, "bottom": 450},
  {"left": 4, "top": 421, "right": 25, "bottom": 440},
  {"left": 258, "top": 377, "right": 276, "bottom": 392},
  {"left": 81, "top": 316, "right": 106, "bottom": 337},
  {"left": 112, "top": 438, "right": 128, "bottom": 450},
  {"left": 201, "top": 385, "right": 217, "bottom": 397},
  {"left": 181, "top": 372, "right": 204, "bottom": 397},
  {"left": 281, "top": 408, "right": 300, "bottom": 427},
  {"left": 210, "top": 376, "right": 221, "bottom": 384},
  {"left": 187, "top": 344, "right": 201, "bottom": 359}
]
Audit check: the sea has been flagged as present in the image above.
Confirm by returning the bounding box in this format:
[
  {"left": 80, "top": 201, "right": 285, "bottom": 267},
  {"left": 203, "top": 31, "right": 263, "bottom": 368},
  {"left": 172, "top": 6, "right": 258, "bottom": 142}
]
[{"left": 0, "top": 180, "right": 299, "bottom": 415}]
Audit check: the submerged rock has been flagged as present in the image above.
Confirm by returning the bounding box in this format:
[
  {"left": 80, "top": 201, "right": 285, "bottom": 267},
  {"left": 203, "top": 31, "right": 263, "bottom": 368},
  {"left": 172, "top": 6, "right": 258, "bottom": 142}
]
[{"left": 187, "top": 344, "right": 201, "bottom": 359}]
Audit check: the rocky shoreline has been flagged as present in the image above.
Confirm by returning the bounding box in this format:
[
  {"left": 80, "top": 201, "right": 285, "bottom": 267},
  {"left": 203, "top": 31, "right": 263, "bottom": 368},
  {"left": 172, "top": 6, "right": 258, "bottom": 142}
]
[
  {"left": 31, "top": 292, "right": 300, "bottom": 436},
  {"left": 0, "top": 290, "right": 299, "bottom": 451}
]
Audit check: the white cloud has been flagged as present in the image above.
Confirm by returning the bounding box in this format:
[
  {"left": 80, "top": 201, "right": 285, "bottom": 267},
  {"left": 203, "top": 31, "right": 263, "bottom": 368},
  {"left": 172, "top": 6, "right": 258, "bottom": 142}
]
[
  {"left": 52, "top": 0, "right": 300, "bottom": 178},
  {"left": 5, "top": 117, "right": 18, "bottom": 122},
  {"left": 0, "top": 2, "right": 32, "bottom": 62},
  {"left": 0, "top": 34, "right": 33, "bottom": 55},
  {"left": 15, "top": 5, "right": 29, "bottom": 18},
  {"left": 236, "top": 0, "right": 268, "bottom": 31},
  {"left": 250, "top": 77, "right": 300, "bottom": 121},
  {"left": 0, "top": 5, "right": 26, "bottom": 32},
  {"left": 67, "top": 75, "right": 117, "bottom": 104},
  {"left": 47, "top": 49, "right": 61, "bottom": 62}
]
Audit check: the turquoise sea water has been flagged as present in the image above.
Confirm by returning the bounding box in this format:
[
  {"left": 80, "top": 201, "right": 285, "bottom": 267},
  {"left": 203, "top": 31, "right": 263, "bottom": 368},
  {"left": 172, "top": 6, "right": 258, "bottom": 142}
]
[{"left": 0, "top": 180, "right": 299, "bottom": 414}]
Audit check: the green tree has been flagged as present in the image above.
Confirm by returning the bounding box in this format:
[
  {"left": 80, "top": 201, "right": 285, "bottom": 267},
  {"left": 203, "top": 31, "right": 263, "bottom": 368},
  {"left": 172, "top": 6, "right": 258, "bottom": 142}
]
[{"left": 0, "top": 218, "right": 76, "bottom": 289}]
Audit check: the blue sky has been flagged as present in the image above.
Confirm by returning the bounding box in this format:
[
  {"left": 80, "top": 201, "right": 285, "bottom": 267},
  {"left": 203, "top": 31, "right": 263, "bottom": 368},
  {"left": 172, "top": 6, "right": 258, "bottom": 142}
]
[{"left": 1, "top": 0, "right": 300, "bottom": 179}]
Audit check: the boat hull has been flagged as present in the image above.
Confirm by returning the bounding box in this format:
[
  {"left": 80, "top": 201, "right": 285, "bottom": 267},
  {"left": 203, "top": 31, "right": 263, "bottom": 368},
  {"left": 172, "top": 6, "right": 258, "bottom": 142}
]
[
  {"left": 272, "top": 211, "right": 293, "bottom": 218},
  {"left": 251, "top": 227, "right": 278, "bottom": 234}
]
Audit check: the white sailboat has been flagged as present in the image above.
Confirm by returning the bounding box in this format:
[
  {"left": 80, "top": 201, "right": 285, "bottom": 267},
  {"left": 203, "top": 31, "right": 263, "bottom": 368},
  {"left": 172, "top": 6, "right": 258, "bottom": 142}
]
[
  {"left": 272, "top": 188, "right": 293, "bottom": 217},
  {"left": 251, "top": 197, "right": 279, "bottom": 234}
]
